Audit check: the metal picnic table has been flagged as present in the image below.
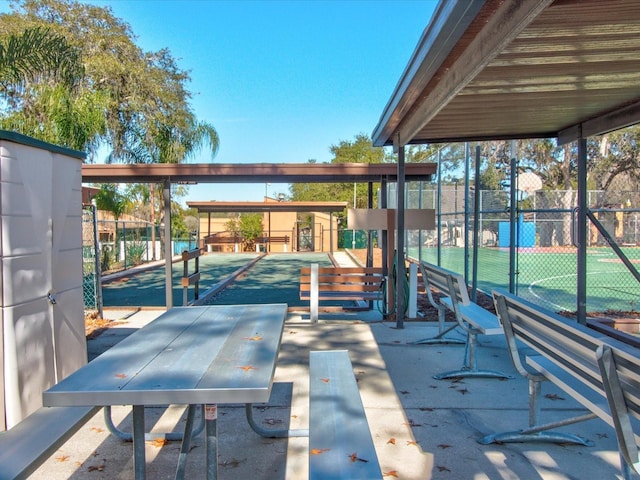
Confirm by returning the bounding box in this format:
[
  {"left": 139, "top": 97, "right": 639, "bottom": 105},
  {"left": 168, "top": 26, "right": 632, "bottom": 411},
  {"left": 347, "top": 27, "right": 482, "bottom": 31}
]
[{"left": 43, "top": 303, "right": 288, "bottom": 480}]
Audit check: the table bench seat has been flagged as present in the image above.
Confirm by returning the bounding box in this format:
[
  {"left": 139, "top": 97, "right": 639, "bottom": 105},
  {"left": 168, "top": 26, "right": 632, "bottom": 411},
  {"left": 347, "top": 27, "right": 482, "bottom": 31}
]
[
  {"left": 309, "top": 350, "right": 382, "bottom": 480},
  {"left": 0, "top": 405, "right": 99, "bottom": 480}
]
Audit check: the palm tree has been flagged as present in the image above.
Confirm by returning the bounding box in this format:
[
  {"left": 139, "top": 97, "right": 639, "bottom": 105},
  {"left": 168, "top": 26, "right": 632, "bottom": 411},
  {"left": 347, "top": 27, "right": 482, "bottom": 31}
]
[
  {"left": 109, "top": 115, "right": 219, "bottom": 260},
  {"left": 0, "top": 26, "right": 83, "bottom": 90}
]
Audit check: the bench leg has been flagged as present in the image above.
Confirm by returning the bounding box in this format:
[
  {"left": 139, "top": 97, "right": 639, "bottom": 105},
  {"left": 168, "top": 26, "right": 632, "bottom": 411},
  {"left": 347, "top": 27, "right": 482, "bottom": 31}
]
[
  {"left": 433, "top": 331, "right": 512, "bottom": 380},
  {"left": 311, "top": 263, "right": 319, "bottom": 323},
  {"left": 478, "top": 379, "right": 595, "bottom": 446},
  {"left": 478, "top": 412, "right": 596, "bottom": 446},
  {"left": 412, "top": 307, "right": 466, "bottom": 345},
  {"left": 620, "top": 451, "right": 638, "bottom": 480}
]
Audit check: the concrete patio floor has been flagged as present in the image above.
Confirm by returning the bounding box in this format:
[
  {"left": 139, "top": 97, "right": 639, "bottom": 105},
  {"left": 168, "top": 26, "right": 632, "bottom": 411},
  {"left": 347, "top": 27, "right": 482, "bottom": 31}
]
[{"left": 28, "top": 308, "right": 629, "bottom": 479}]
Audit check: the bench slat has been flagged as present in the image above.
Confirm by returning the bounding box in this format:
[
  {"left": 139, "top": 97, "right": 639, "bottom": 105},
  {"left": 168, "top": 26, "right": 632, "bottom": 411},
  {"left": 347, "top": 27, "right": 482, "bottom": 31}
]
[
  {"left": 0, "top": 406, "right": 99, "bottom": 480},
  {"left": 301, "top": 267, "right": 382, "bottom": 275},
  {"left": 309, "top": 350, "right": 382, "bottom": 480},
  {"left": 301, "top": 284, "right": 381, "bottom": 293},
  {"left": 301, "top": 274, "right": 383, "bottom": 283},
  {"left": 301, "top": 292, "right": 379, "bottom": 301}
]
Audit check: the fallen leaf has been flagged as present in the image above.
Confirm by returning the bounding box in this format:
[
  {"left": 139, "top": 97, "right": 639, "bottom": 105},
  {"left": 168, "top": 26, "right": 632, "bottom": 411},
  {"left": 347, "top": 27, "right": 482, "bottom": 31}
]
[
  {"left": 90, "top": 427, "right": 104, "bottom": 433},
  {"left": 87, "top": 464, "right": 105, "bottom": 472},
  {"left": 262, "top": 418, "right": 282, "bottom": 425},
  {"left": 238, "top": 365, "right": 257, "bottom": 372},
  {"left": 55, "top": 455, "right": 70, "bottom": 462},
  {"left": 115, "top": 373, "right": 127, "bottom": 378},
  {"left": 387, "top": 437, "right": 396, "bottom": 445},
  {"left": 220, "top": 457, "right": 245, "bottom": 468},
  {"left": 243, "top": 335, "right": 263, "bottom": 341},
  {"left": 349, "top": 452, "right": 369, "bottom": 463},
  {"left": 545, "top": 393, "right": 565, "bottom": 401},
  {"left": 406, "top": 440, "right": 419, "bottom": 446},
  {"left": 310, "top": 448, "right": 330, "bottom": 455},
  {"left": 148, "top": 438, "right": 169, "bottom": 448},
  {"left": 383, "top": 470, "right": 399, "bottom": 477},
  {"left": 437, "top": 444, "right": 452, "bottom": 449},
  {"left": 400, "top": 390, "right": 410, "bottom": 395},
  {"left": 320, "top": 378, "right": 330, "bottom": 383},
  {"left": 437, "top": 465, "right": 451, "bottom": 472}
]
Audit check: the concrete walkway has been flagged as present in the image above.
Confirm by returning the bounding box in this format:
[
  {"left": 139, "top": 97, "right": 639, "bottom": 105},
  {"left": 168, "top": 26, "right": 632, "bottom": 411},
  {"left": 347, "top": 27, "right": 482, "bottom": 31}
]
[{"left": 28, "top": 309, "right": 627, "bottom": 479}]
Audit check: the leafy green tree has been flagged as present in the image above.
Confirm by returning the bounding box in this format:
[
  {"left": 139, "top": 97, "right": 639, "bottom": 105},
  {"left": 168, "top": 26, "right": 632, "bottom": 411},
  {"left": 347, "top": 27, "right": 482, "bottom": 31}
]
[
  {"left": 225, "top": 214, "right": 263, "bottom": 251},
  {"left": 590, "top": 125, "right": 640, "bottom": 192},
  {"left": 93, "top": 183, "right": 128, "bottom": 270},
  {"left": 1, "top": 0, "right": 220, "bottom": 259},
  {"left": 0, "top": 23, "right": 106, "bottom": 152},
  {"left": 0, "top": 0, "right": 219, "bottom": 165},
  {"left": 93, "top": 183, "right": 127, "bottom": 221},
  {"left": 290, "top": 134, "right": 389, "bottom": 213}
]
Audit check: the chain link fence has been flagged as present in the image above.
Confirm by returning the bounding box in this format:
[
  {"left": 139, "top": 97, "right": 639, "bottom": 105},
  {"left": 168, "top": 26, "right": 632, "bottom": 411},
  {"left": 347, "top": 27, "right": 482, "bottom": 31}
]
[
  {"left": 82, "top": 205, "right": 101, "bottom": 314},
  {"left": 394, "top": 144, "right": 640, "bottom": 315},
  {"left": 97, "top": 221, "right": 165, "bottom": 274}
]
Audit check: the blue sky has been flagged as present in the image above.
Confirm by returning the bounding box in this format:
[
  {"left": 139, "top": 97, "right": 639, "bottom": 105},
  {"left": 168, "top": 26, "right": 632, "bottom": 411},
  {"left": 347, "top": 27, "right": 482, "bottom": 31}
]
[{"left": 3, "top": 0, "right": 437, "bottom": 203}]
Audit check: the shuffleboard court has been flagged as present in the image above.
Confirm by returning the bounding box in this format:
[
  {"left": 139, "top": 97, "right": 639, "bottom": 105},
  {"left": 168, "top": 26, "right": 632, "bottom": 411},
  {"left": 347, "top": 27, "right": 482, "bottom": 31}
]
[
  {"left": 102, "top": 253, "right": 259, "bottom": 307},
  {"left": 205, "top": 253, "right": 335, "bottom": 307}
]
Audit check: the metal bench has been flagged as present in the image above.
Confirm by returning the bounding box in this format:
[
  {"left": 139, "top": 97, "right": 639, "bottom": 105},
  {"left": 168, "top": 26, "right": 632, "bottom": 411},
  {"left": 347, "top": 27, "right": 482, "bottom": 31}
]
[
  {"left": 0, "top": 405, "right": 99, "bottom": 480},
  {"left": 415, "top": 262, "right": 510, "bottom": 380},
  {"left": 597, "top": 343, "right": 640, "bottom": 479},
  {"left": 300, "top": 264, "right": 383, "bottom": 323},
  {"left": 482, "top": 290, "right": 640, "bottom": 479},
  {"left": 308, "top": 350, "right": 382, "bottom": 480}
]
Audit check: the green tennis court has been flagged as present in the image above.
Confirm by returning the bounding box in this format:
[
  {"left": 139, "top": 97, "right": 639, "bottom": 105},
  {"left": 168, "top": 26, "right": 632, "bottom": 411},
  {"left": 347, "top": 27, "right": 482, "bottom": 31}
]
[{"left": 413, "top": 246, "right": 640, "bottom": 313}]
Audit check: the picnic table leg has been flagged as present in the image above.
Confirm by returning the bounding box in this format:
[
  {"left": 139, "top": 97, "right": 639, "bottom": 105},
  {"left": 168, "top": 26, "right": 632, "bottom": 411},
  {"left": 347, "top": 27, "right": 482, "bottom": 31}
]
[
  {"left": 103, "top": 405, "right": 205, "bottom": 441},
  {"left": 132, "top": 405, "right": 146, "bottom": 480},
  {"left": 175, "top": 404, "right": 199, "bottom": 480},
  {"left": 205, "top": 405, "right": 218, "bottom": 480},
  {"left": 245, "top": 403, "right": 309, "bottom": 438}
]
